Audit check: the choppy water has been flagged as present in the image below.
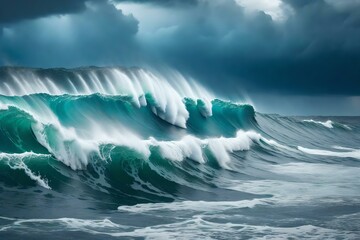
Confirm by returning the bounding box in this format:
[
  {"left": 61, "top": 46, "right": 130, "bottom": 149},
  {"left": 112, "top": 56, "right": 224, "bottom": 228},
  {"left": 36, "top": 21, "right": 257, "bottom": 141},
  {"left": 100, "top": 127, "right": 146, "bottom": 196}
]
[{"left": 0, "top": 67, "right": 359, "bottom": 239}]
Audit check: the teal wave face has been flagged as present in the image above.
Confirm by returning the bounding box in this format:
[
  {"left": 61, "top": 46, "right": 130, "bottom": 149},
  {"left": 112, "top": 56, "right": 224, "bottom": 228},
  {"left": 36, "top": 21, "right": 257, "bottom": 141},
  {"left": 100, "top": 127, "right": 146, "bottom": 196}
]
[
  {"left": 0, "top": 105, "right": 48, "bottom": 154},
  {"left": 0, "top": 94, "right": 256, "bottom": 141},
  {"left": 0, "top": 91, "right": 258, "bottom": 194}
]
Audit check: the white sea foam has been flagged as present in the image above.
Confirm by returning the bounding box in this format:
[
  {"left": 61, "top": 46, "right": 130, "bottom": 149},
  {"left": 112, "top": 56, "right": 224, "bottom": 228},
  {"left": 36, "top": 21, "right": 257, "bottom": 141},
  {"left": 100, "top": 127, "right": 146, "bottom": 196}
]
[
  {"left": 0, "top": 152, "right": 50, "bottom": 159},
  {"left": 333, "top": 146, "right": 357, "bottom": 151},
  {"left": 2, "top": 215, "right": 352, "bottom": 239},
  {"left": 260, "top": 137, "right": 296, "bottom": 152},
  {"left": 0, "top": 152, "right": 51, "bottom": 189},
  {"left": 270, "top": 162, "right": 360, "bottom": 183},
  {"left": 32, "top": 122, "right": 100, "bottom": 170},
  {"left": 298, "top": 146, "right": 360, "bottom": 159},
  {"left": 108, "top": 219, "right": 357, "bottom": 240},
  {"left": 206, "top": 131, "right": 258, "bottom": 168},
  {"left": 303, "top": 119, "right": 334, "bottom": 128},
  {"left": 0, "top": 99, "right": 102, "bottom": 170},
  {"left": 0, "top": 216, "right": 125, "bottom": 233},
  {"left": 30, "top": 115, "right": 262, "bottom": 170},
  {"left": 302, "top": 119, "right": 351, "bottom": 130},
  {"left": 148, "top": 136, "right": 205, "bottom": 163},
  {"left": 117, "top": 199, "right": 265, "bottom": 213},
  {"left": 223, "top": 162, "right": 360, "bottom": 205},
  {"left": 148, "top": 130, "right": 259, "bottom": 169},
  {"left": 0, "top": 103, "right": 9, "bottom": 110}
]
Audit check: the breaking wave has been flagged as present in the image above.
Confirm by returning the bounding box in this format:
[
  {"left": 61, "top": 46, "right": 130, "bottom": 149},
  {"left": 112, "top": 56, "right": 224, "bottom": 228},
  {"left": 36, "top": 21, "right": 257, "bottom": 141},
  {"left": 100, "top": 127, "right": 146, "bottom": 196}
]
[{"left": 0, "top": 67, "right": 359, "bottom": 239}]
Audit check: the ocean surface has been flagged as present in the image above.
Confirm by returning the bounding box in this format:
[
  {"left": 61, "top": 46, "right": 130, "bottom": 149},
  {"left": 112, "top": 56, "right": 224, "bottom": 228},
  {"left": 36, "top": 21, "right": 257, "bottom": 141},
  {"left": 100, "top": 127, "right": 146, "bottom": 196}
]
[{"left": 0, "top": 67, "right": 359, "bottom": 239}]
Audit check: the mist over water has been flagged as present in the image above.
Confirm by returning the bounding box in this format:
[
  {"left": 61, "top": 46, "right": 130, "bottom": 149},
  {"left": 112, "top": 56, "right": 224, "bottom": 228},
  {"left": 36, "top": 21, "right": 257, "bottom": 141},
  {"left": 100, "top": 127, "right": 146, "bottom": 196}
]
[{"left": 0, "top": 67, "right": 359, "bottom": 239}]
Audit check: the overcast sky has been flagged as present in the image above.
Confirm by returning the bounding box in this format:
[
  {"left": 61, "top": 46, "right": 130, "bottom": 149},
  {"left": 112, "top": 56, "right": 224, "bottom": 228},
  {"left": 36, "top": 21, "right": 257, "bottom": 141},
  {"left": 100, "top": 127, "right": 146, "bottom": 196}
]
[{"left": 0, "top": 0, "right": 359, "bottom": 115}]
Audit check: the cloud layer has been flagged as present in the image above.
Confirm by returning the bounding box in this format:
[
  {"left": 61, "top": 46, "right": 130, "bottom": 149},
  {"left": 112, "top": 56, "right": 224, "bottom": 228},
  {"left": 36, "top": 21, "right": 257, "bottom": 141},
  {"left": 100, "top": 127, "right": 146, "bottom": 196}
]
[
  {"left": 0, "top": 0, "right": 359, "bottom": 97},
  {"left": 138, "top": 0, "right": 360, "bottom": 95}
]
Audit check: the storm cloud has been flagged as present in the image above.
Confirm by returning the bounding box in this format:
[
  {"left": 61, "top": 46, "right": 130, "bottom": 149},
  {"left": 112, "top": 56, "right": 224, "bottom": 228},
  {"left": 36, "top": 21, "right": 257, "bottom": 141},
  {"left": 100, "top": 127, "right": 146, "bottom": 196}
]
[
  {"left": 0, "top": 0, "right": 359, "bottom": 102},
  {"left": 0, "top": 1, "right": 139, "bottom": 67},
  {"left": 114, "top": 0, "right": 198, "bottom": 6},
  {"left": 0, "top": 0, "right": 89, "bottom": 24},
  {"left": 136, "top": 0, "right": 360, "bottom": 95}
]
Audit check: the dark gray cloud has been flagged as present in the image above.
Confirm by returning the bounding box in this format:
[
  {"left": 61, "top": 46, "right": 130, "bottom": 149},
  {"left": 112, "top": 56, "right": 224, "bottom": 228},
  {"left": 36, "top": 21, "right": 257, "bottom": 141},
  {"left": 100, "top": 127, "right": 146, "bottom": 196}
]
[
  {"left": 0, "top": 1, "right": 139, "bottom": 67},
  {"left": 114, "top": 0, "right": 198, "bottom": 7},
  {"left": 0, "top": 0, "right": 89, "bottom": 24},
  {"left": 137, "top": 0, "right": 360, "bottom": 96}
]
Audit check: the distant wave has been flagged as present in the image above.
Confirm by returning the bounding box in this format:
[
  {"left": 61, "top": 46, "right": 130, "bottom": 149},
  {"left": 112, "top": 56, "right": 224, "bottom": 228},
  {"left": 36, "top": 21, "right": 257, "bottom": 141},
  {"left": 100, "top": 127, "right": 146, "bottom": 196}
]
[
  {"left": 302, "top": 119, "right": 351, "bottom": 130},
  {"left": 298, "top": 146, "right": 360, "bottom": 159},
  {"left": 302, "top": 119, "right": 334, "bottom": 128}
]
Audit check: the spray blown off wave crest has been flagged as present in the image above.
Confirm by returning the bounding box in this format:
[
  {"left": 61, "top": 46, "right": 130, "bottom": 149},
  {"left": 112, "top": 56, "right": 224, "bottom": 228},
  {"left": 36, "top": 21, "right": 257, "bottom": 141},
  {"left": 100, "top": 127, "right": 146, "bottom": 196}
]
[{"left": 0, "top": 67, "right": 216, "bottom": 127}]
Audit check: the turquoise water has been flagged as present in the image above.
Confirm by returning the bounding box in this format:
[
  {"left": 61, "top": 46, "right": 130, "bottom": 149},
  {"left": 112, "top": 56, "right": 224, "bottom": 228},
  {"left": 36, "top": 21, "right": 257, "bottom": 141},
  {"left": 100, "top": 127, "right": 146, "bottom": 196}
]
[{"left": 0, "top": 67, "right": 359, "bottom": 239}]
